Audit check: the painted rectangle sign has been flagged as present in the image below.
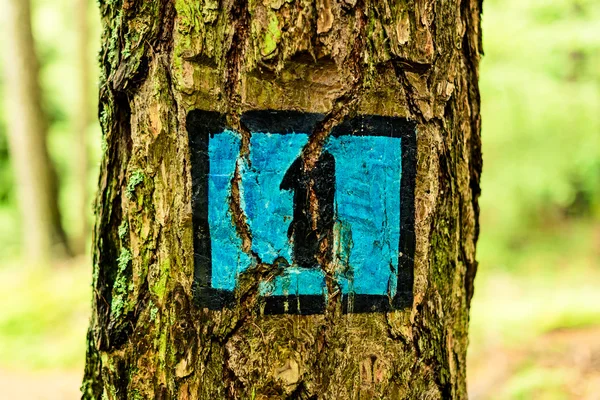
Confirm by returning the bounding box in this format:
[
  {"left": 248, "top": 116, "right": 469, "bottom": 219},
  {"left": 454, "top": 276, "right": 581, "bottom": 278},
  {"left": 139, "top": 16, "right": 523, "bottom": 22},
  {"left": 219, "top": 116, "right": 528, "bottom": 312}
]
[{"left": 187, "top": 110, "right": 416, "bottom": 314}]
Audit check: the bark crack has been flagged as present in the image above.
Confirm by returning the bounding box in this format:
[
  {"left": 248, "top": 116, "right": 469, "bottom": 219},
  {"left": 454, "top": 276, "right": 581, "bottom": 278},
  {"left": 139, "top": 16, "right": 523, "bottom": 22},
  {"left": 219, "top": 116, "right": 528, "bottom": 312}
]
[{"left": 302, "top": 1, "right": 368, "bottom": 318}]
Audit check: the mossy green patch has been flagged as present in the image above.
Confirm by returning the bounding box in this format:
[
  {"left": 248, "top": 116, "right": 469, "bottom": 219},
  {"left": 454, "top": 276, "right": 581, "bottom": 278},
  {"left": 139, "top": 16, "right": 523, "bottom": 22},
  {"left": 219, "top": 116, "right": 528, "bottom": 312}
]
[
  {"left": 111, "top": 248, "right": 133, "bottom": 317},
  {"left": 126, "top": 170, "right": 145, "bottom": 199},
  {"left": 117, "top": 247, "right": 132, "bottom": 272},
  {"left": 150, "top": 304, "right": 159, "bottom": 322},
  {"left": 151, "top": 260, "right": 170, "bottom": 300},
  {"left": 158, "top": 329, "right": 168, "bottom": 369},
  {"left": 261, "top": 12, "right": 281, "bottom": 57},
  {"left": 118, "top": 220, "right": 129, "bottom": 240}
]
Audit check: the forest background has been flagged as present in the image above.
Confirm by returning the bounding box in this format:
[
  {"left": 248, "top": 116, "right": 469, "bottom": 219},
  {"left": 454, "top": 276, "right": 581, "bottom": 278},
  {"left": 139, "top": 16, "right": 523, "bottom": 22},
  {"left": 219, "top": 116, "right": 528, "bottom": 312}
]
[{"left": 0, "top": 0, "right": 599, "bottom": 398}]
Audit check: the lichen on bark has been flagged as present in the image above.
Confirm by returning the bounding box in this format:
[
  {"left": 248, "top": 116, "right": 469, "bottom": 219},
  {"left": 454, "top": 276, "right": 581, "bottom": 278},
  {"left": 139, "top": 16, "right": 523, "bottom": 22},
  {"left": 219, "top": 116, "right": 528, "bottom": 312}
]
[{"left": 83, "top": 0, "right": 482, "bottom": 398}]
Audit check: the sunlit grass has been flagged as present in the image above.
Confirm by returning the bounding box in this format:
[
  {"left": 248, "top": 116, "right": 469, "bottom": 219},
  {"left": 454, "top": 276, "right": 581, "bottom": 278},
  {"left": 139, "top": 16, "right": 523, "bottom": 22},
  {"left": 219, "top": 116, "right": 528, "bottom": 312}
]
[
  {"left": 470, "top": 266, "right": 600, "bottom": 353},
  {"left": 471, "top": 219, "right": 600, "bottom": 352},
  {"left": 498, "top": 365, "right": 572, "bottom": 400},
  {"left": 0, "top": 258, "right": 91, "bottom": 370}
]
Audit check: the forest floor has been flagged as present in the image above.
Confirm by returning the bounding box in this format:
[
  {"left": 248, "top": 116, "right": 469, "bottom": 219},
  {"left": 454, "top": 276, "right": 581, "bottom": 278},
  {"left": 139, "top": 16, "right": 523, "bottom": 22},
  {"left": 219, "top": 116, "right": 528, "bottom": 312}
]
[
  {"left": 469, "top": 325, "right": 600, "bottom": 400},
  {"left": 0, "top": 369, "right": 82, "bottom": 399}
]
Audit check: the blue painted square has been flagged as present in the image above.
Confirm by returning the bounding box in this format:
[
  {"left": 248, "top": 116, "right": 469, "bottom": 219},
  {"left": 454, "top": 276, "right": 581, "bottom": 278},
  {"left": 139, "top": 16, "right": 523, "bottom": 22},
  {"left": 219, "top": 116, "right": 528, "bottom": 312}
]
[
  {"left": 208, "top": 132, "right": 402, "bottom": 297},
  {"left": 187, "top": 110, "right": 416, "bottom": 313}
]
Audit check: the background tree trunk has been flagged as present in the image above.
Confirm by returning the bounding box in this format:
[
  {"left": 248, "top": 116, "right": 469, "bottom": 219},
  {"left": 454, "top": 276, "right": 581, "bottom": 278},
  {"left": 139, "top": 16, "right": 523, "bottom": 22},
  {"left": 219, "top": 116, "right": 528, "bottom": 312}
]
[
  {"left": 73, "top": 0, "right": 93, "bottom": 254},
  {"left": 2, "top": 0, "right": 70, "bottom": 262},
  {"left": 83, "top": 0, "right": 482, "bottom": 398}
]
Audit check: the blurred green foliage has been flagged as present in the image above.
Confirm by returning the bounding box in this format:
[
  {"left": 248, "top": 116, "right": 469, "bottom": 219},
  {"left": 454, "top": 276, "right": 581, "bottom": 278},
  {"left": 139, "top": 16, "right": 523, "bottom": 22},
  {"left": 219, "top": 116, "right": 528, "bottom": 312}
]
[
  {"left": 0, "top": 0, "right": 598, "bottom": 398},
  {"left": 479, "top": 0, "right": 600, "bottom": 270},
  {"left": 469, "top": 0, "right": 600, "bottom": 397}
]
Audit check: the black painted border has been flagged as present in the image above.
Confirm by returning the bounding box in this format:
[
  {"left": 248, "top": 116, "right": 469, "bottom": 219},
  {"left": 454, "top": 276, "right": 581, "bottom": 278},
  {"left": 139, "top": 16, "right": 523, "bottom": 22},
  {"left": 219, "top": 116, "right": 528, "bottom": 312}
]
[{"left": 187, "top": 110, "right": 416, "bottom": 314}]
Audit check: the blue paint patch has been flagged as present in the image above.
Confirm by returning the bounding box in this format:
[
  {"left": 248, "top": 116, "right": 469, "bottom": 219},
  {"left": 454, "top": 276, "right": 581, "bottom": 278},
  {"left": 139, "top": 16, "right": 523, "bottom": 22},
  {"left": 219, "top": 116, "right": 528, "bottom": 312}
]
[
  {"left": 325, "top": 136, "right": 402, "bottom": 296},
  {"left": 208, "top": 133, "right": 401, "bottom": 296},
  {"left": 187, "top": 110, "right": 416, "bottom": 314},
  {"left": 243, "top": 133, "right": 306, "bottom": 267},
  {"left": 207, "top": 130, "right": 253, "bottom": 291},
  {"left": 242, "top": 133, "right": 331, "bottom": 296}
]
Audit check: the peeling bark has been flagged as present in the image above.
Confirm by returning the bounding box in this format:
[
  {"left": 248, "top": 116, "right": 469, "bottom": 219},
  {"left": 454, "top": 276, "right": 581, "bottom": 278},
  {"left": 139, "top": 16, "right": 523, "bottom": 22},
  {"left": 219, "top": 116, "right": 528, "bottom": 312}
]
[{"left": 83, "top": 0, "right": 482, "bottom": 398}]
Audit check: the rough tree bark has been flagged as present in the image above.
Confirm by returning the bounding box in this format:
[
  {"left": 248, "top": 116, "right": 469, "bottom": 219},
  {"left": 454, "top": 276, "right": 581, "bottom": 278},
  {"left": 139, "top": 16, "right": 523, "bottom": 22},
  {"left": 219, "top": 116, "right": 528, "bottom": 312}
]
[
  {"left": 2, "top": 0, "right": 70, "bottom": 262},
  {"left": 83, "top": 0, "right": 482, "bottom": 399}
]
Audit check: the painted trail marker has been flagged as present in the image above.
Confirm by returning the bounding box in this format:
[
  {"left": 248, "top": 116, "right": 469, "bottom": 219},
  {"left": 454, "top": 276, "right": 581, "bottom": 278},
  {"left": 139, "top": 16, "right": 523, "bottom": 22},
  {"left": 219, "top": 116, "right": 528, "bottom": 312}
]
[{"left": 187, "top": 110, "right": 416, "bottom": 314}]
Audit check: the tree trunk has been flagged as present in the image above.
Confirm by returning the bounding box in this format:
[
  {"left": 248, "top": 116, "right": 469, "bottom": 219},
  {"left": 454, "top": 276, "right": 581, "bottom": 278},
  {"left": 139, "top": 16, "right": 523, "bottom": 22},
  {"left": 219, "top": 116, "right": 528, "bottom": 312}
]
[
  {"left": 2, "top": 0, "right": 70, "bottom": 262},
  {"left": 73, "top": 0, "right": 94, "bottom": 254},
  {"left": 83, "top": 0, "right": 482, "bottom": 399}
]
